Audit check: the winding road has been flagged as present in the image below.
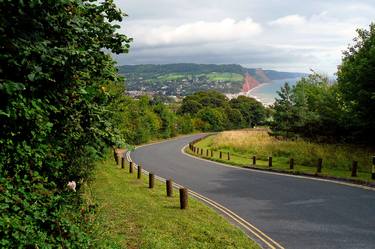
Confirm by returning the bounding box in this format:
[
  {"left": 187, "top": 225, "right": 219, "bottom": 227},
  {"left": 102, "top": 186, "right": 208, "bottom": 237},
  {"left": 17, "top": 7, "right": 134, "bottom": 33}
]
[{"left": 131, "top": 134, "right": 375, "bottom": 249}]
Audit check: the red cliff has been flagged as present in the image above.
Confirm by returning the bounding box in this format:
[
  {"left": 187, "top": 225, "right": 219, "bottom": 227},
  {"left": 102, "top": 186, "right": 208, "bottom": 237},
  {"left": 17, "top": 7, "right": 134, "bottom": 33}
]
[{"left": 242, "top": 73, "right": 260, "bottom": 92}]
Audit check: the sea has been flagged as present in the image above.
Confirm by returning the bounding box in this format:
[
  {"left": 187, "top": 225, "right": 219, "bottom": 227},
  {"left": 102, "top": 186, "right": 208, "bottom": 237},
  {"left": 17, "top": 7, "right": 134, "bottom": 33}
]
[{"left": 247, "top": 77, "right": 301, "bottom": 106}]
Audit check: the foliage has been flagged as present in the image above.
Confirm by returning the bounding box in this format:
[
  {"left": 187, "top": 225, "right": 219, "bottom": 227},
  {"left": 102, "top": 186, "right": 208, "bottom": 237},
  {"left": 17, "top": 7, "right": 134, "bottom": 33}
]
[
  {"left": 229, "top": 96, "right": 266, "bottom": 128},
  {"left": 178, "top": 90, "right": 267, "bottom": 131},
  {"left": 197, "top": 108, "right": 227, "bottom": 131},
  {"left": 337, "top": 23, "right": 375, "bottom": 144},
  {"left": 271, "top": 23, "right": 375, "bottom": 145},
  {"left": 0, "top": 0, "right": 131, "bottom": 247}
]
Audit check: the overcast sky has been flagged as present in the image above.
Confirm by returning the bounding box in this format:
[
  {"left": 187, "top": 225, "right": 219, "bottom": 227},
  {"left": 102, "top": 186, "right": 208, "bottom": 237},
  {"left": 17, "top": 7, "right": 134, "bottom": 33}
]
[{"left": 113, "top": 0, "right": 374, "bottom": 74}]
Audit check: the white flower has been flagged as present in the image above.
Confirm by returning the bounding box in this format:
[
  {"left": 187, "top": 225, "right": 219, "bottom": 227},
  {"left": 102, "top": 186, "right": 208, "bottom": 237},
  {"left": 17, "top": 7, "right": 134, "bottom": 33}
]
[{"left": 67, "top": 181, "right": 76, "bottom": 192}]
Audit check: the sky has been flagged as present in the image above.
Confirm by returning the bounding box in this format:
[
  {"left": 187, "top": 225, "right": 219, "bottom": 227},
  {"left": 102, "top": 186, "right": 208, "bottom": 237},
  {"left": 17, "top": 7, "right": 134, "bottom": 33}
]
[{"left": 113, "top": 0, "right": 375, "bottom": 74}]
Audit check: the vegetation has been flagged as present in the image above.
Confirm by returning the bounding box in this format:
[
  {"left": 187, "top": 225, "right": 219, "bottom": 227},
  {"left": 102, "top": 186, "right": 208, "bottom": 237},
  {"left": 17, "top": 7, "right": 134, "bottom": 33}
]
[
  {"left": 177, "top": 91, "right": 267, "bottom": 131},
  {"left": 190, "top": 130, "right": 374, "bottom": 182},
  {"left": 0, "top": 0, "right": 131, "bottom": 247},
  {"left": 85, "top": 153, "right": 259, "bottom": 249},
  {"left": 1, "top": 0, "right": 374, "bottom": 247},
  {"left": 337, "top": 23, "right": 375, "bottom": 144},
  {"left": 271, "top": 23, "right": 375, "bottom": 146},
  {"left": 118, "top": 63, "right": 306, "bottom": 96}
]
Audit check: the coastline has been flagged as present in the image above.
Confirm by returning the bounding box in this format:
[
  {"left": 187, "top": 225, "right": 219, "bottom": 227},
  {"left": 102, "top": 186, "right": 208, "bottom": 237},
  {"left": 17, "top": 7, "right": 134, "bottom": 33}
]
[
  {"left": 247, "top": 82, "right": 271, "bottom": 94},
  {"left": 246, "top": 82, "right": 273, "bottom": 106}
]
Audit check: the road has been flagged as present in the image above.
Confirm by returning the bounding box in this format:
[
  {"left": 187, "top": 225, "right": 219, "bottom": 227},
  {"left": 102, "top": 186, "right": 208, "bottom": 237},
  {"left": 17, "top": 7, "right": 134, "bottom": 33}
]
[{"left": 131, "top": 134, "right": 375, "bottom": 249}]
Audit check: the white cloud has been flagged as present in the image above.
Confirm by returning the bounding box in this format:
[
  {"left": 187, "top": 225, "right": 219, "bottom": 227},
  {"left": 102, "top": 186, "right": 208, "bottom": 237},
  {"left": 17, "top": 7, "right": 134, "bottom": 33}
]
[
  {"left": 269, "top": 15, "right": 306, "bottom": 26},
  {"left": 128, "top": 18, "right": 262, "bottom": 46},
  {"left": 116, "top": 0, "right": 375, "bottom": 74}
]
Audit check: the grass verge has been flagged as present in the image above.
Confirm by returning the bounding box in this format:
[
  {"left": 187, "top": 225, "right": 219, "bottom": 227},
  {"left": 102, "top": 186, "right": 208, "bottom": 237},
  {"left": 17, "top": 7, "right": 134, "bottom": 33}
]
[
  {"left": 83, "top": 153, "right": 260, "bottom": 249},
  {"left": 188, "top": 130, "right": 375, "bottom": 185}
]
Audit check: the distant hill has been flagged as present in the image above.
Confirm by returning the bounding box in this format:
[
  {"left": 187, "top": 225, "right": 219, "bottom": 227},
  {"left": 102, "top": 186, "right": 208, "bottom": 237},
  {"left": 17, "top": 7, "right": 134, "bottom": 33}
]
[
  {"left": 118, "top": 63, "right": 306, "bottom": 80},
  {"left": 117, "top": 63, "right": 307, "bottom": 96}
]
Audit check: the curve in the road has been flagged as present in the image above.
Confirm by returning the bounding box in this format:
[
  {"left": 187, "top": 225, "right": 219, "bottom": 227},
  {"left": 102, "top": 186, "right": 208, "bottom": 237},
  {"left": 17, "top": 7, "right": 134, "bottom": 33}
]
[{"left": 130, "top": 134, "right": 375, "bottom": 249}]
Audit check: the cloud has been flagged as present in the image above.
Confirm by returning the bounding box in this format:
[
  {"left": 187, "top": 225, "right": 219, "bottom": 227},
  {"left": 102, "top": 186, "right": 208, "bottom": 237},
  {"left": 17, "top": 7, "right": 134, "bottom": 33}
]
[
  {"left": 127, "top": 18, "right": 262, "bottom": 46},
  {"left": 269, "top": 15, "right": 306, "bottom": 26},
  {"left": 115, "top": 0, "right": 375, "bottom": 75}
]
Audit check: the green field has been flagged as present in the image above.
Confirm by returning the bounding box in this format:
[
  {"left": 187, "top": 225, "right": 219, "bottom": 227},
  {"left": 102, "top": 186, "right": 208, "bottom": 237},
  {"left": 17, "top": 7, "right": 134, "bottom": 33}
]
[
  {"left": 204, "top": 72, "right": 243, "bottom": 82},
  {"left": 189, "top": 130, "right": 375, "bottom": 184},
  {"left": 157, "top": 73, "right": 189, "bottom": 81},
  {"left": 84, "top": 153, "right": 259, "bottom": 249},
  {"left": 156, "top": 72, "right": 243, "bottom": 82}
]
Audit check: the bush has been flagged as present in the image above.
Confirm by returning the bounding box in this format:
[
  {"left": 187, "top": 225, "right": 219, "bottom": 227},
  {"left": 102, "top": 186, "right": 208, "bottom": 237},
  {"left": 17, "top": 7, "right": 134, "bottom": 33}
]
[{"left": 0, "top": 0, "right": 131, "bottom": 247}]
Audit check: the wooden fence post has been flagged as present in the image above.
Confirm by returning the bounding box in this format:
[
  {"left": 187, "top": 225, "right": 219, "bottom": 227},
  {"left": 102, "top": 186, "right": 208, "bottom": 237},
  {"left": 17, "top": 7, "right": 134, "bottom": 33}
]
[
  {"left": 351, "top": 161, "right": 358, "bottom": 177},
  {"left": 149, "top": 173, "right": 154, "bottom": 188},
  {"left": 220, "top": 151, "right": 222, "bottom": 159},
  {"left": 372, "top": 156, "right": 375, "bottom": 180},
  {"left": 206, "top": 149, "right": 209, "bottom": 157},
  {"left": 252, "top": 156, "right": 256, "bottom": 165},
  {"left": 317, "top": 158, "right": 323, "bottom": 173},
  {"left": 201, "top": 148, "right": 203, "bottom": 155},
  {"left": 179, "top": 188, "right": 188, "bottom": 209},
  {"left": 121, "top": 157, "right": 125, "bottom": 169},
  {"left": 211, "top": 150, "right": 213, "bottom": 157},
  {"left": 113, "top": 149, "right": 117, "bottom": 164},
  {"left": 227, "top": 152, "right": 230, "bottom": 160},
  {"left": 268, "top": 156, "right": 272, "bottom": 167},
  {"left": 289, "top": 158, "right": 294, "bottom": 170},
  {"left": 137, "top": 164, "right": 142, "bottom": 179},
  {"left": 166, "top": 179, "right": 173, "bottom": 197},
  {"left": 129, "top": 161, "right": 133, "bottom": 174}
]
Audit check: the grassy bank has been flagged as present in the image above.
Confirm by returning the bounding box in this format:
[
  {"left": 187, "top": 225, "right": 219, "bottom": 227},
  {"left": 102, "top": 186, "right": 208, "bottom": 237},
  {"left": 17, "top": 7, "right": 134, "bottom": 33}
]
[
  {"left": 83, "top": 153, "right": 259, "bottom": 249},
  {"left": 189, "top": 129, "right": 375, "bottom": 183}
]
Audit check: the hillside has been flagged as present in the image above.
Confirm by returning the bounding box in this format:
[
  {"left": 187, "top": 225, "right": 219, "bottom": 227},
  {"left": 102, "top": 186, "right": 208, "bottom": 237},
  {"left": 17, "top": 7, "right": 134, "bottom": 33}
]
[{"left": 118, "top": 63, "right": 307, "bottom": 96}]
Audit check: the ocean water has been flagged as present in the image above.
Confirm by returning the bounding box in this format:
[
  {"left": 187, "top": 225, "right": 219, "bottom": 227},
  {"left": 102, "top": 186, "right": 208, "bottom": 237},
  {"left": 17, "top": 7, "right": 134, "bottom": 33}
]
[{"left": 248, "top": 78, "right": 301, "bottom": 106}]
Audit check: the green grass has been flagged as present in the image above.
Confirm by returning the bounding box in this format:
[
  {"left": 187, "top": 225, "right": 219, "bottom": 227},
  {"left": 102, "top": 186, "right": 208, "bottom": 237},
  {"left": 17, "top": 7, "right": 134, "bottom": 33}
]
[
  {"left": 157, "top": 73, "right": 188, "bottom": 81},
  {"left": 84, "top": 153, "right": 260, "bottom": 249},
  {"left": 155, "top": 72, "right": 243, "bottom": 82},
  {"left": 189, "top": 131, "right": 375, "bottom": 184},
  {"left": 204, "top": 73, "right": 243, "bottom": 82}
]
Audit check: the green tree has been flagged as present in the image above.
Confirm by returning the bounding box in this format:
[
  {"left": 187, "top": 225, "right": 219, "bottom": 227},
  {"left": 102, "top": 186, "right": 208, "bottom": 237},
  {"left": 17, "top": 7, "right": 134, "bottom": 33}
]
[
  {"left": 292, "top": 73, "right": 341, "bottom": 140},
  {"left": 225, "top": 107, "right": 245, "bottom": 129},
  {"left": 271, "top": 82, "right": 295, "bottom": 137},
  {"left": 197, "top": 108, "right": 227, "bottom": 131},
  {"left": 229, "top": 96, "right": 266, "bottom": 127},
  {"left": 337, "top": 23, "right": 375, "bottom": 143},
  {"left": 0, "top": 0, "right": 131, "bottom": 247},
  {"left": 154, "top": 102, "right": 177, "bottom": 138},
  {"left": 178, "top": 99, "right": 203, "bottom": 114}
]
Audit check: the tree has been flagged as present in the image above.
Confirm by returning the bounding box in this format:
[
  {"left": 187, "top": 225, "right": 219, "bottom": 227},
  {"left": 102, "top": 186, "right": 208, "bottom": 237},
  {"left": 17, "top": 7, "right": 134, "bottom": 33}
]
[
  {"left": 271, "top": 82, "right": 295, "bottom": 137},
  {"left": 225, "top": 107, "right": 245, "bottom": 129},
  {"left": 0, "top": 0, "right": 131, "bottom": 247},
  {"left": 178, "top": 99, "right": 203, "bottom": 114},
  {"left": 229, "top": 96, "right": 266, "bottom": 127},
  {"left": 337, "top": 23, "right": 375, "bottom": 143},
  {"left": 197, "top": 108, "right": 227, "bottom": 131},
  {"left": 178, "top": 90, "right": 229, "bottom": 113}
]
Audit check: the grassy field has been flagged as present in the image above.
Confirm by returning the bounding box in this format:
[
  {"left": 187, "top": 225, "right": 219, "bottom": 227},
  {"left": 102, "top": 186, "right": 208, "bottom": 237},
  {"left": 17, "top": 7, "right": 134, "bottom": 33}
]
[
  {"left": 156, "top": 72, "right": 243, "bottom": 82},
  {"left": 204, "top": 72, "right": 243, "bottom": 82},
  {"left": 83, "top": 153, "right": 260, "bottom": 249},
  {"left": 189, "top": 129, "right": 375, "bottom": 183}
]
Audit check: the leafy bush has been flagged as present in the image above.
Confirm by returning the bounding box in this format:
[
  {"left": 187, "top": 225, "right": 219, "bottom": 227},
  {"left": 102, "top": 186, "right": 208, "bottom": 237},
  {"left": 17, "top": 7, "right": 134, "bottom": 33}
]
[{"left": 0, "top": 0, "right": 131, "bottom": 247}]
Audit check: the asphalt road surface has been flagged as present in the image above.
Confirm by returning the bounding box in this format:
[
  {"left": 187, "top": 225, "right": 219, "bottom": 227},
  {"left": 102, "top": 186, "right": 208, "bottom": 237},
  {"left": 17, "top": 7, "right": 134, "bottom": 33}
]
[{"left": 131, "top": 134, "right": 375, "bottom": 249}]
